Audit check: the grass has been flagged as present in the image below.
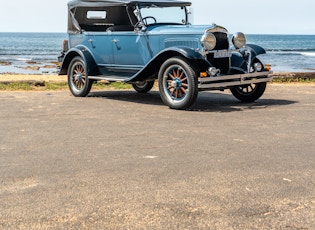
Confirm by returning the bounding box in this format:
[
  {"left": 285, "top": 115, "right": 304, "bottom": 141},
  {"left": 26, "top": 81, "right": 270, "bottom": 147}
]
[
  {"left": 0, "top": 81, "right": 132, "bottom": 91},
  {"left": 0, "top": 77, "right": 314, "bottom": 91},
  {"left": 0, "top": 82, "right": 34, "bottom": 91},
  {"left": 271, "top": 72, "right": 315, "bottom": 83},
  {"left": 271, "top": 77, "right": 315, "bottom": 83},
  {"left": 94, "top": 81, "right": 133, "bottom": 90}
]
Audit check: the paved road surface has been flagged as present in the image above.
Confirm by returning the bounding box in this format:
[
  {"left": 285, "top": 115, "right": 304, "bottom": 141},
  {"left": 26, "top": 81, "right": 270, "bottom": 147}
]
[{"left": 0, "top": 84, "right": 315, "bottom": 229}]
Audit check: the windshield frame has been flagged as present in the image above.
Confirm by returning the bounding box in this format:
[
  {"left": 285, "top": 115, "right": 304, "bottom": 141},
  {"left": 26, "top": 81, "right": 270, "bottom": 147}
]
[{"left": 139, "top": 5, "right": 189, "bottom": 26}]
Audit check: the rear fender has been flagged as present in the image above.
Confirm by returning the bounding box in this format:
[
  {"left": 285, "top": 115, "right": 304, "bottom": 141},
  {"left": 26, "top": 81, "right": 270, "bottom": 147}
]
[
  {"left": 127, "top": 47, "right": 211, "bottom": 83},
  {"left": 59, "top": 46, "right": 99, "bottom": 76}
]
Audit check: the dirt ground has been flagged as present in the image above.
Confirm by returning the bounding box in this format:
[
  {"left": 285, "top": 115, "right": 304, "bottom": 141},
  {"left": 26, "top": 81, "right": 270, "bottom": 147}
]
[
  {"left": 0, "top": 85, "right": 314, "bottom": 229},
  {"left": 0, "top": 74, "right": 67, "bottom": 82}
]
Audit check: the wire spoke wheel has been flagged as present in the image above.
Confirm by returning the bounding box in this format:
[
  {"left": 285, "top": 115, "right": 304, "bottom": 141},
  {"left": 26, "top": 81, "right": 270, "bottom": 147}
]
[
  {"left": 67, "top": 57, "right": 93, "bottom": 97},
  {"left": 166, "top": 67, "right": 188, "bottom": 100},
  {"left": 238, "top": 84, "right": 255, "bottom": 94},
  {"left": 231, "top": 59, "right": 268, "bottom": 102},
  {"left": 159, "top": 57, "right": 198, "bottom": 110},
  {"left": 72, "top": 64, "right": 86, "bottom": 90},
  {"left": 230, "top": 82, "right": 267, "bottom": 102}
]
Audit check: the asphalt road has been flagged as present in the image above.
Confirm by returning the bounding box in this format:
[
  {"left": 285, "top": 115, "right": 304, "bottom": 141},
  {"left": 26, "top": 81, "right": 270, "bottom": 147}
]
[{"left": 0, "top": 84, "right": 315, "bottom": 229}]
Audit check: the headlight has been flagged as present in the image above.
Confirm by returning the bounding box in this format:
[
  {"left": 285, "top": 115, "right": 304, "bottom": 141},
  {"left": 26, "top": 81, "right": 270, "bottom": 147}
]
[
  {"left": 232, "top": 32, "right": 246, "bottom": 49},
  {"left": 254, "top": 62, "right": 263, "bottom": 72},
  {"left": 201, "top": 33, "right": 216, "bottom": 50}
]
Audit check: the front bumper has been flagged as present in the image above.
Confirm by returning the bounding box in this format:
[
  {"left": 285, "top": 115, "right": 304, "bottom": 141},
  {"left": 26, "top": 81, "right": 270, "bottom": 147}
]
[{"left": 198, "top": 71, "right": 273, "bottom": 89}]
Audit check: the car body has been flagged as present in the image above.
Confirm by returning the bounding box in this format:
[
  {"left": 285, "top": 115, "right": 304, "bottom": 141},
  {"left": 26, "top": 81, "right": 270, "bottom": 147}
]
[{"left": 59, "top": 0, "right": 273, "bottom": 109}]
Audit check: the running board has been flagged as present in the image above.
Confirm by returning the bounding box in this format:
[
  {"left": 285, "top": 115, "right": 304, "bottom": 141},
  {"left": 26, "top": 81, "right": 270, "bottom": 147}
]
[
  {"left": 198, "top": 71, "right": 273, "bottom": 89},
  {"left": 89, "top": 75, "right": 129, "bottom": 82}
]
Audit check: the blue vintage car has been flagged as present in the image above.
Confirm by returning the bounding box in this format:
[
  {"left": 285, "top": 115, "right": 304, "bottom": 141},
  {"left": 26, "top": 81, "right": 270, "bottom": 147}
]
[{"left": 59, "top": 0, "right": 272, "bottom": 109}]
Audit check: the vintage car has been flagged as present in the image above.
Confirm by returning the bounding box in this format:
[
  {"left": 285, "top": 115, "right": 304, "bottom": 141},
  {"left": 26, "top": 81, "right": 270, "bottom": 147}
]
[{"left": 59, "top": 0, "right": 272, "bottom": 109}]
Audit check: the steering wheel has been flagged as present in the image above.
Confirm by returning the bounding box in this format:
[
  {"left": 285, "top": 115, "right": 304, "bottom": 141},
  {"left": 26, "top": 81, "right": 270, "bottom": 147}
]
[{"left": 142, "top": 16, "right": 157, "bottom": 26}]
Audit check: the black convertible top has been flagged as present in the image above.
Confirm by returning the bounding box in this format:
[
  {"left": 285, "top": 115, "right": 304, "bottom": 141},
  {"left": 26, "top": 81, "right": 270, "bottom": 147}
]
[
  {"left": 67, "top": 0, "right": 191, "bottom": 33},
  {"left": 68, "top": 0, "right": 191, "bottom": 9}
]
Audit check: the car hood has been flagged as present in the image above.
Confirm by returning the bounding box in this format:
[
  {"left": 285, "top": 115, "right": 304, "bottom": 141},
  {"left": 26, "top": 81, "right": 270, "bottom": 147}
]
[{"left": 146, "top": 24, "right": 228, "bottom": 35}]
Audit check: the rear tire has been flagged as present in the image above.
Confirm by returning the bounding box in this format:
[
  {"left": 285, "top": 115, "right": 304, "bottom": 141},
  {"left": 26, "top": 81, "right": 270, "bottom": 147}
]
[
  {"left": 158, "top": 57, "right": 198, "bottom": 110},
  {"left": 132, "top": 81, "right": 155, "bottom": 93},
  {"left": 67, "top": 56, "right": 93, "bottom": 97}
]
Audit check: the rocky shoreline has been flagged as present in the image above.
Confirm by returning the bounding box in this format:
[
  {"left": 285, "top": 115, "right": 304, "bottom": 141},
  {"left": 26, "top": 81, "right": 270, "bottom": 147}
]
[{"left": 0, "top": 61, "right": 61, "bottom": 75}]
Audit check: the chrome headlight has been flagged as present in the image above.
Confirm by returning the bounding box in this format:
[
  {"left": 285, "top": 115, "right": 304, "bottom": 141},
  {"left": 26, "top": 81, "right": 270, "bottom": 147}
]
[
  {"left": 254, "top": 62, "right": 263, "bottom": 72},
  {"left": 232, "top": 32, "right": 246, "bottom": 49},
  {"left": 201, "top": 33, "right": 216, "bottom": 50}
]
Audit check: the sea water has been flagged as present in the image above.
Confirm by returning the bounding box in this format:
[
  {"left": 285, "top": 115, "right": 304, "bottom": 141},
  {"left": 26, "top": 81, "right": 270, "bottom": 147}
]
[
  {"left": 0, "top": 32, "right": 314, "bottom": 74},
  {"left": 247, "top": 34, "right": 315, "bottom": 72},
  {"left": 0, "top": 32, "right": 67, "bottom": 74}
]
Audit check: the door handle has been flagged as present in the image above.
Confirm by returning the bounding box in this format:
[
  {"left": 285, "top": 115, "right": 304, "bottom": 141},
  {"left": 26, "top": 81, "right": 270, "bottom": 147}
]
[
  {"left": 112, "top": 39, "right": 121, "bottom": 50},
  {"left": 88, "top": 39, "right": 95, "bottom": 48}
]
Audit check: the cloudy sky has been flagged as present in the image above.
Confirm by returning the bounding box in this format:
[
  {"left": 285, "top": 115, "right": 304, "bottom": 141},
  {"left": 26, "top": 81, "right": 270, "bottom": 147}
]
[{"left": 0, "top": 0, "right": 314, "bottom": 34}]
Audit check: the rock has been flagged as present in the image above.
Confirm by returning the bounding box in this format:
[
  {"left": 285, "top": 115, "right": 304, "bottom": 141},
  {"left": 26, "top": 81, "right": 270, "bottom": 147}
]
[
  {"left": 17, "top": 66, "right": 41, "bottom": 71},
  {"left": 42, "top": 65, "right": 57, "bottom": 69},
  {"left": 0, "top": 61, "right": 12, "bottom": 66},
  {"left": 26, "top": 61, "right": 39, "bottom": 65}
]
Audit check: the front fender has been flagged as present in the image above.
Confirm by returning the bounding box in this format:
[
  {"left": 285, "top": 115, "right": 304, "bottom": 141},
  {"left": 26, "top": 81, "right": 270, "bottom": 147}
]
[
  {"left": 231, "top": 44, "right": 266, "bottom": 71},
  {"left": 127, "top": 46, "right": 211, "bottom": 83},
  {"left": 59, "top": 46, "right": 99, "bottom": 76},
  {"left": 246, "top": 44, "right": 266, "bottom": 56}
]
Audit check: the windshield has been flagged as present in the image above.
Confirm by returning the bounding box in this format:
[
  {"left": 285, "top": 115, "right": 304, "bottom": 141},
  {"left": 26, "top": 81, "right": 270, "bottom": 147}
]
[{"left": 140, "top": 6, "right": 187, "bottom": 25}]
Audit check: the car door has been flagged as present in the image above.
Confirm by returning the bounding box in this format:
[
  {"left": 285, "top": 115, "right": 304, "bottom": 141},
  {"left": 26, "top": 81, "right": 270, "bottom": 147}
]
[
  {"left": 110, "top": 31, "right": 153, "bottom": 73},
  {"left": 85, "top": 32, "right": 113, "bottom": 65}
]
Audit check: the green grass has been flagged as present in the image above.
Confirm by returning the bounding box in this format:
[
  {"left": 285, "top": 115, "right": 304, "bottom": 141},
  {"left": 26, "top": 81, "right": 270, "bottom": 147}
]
[
  {"left": 1, "top": 77, "right": 314, "bottom": 91},
  {"left": 272, "top": 77, "right": 315, "bottom": 83},
  {"left": 0, "top": 81, "right": 132, "bottom": 91},
  {"left": 0, "top": 82, "right": 34, "bottom": 91},
  {"left": 93, "top": 81, "right": 132, "bottom": 90}
]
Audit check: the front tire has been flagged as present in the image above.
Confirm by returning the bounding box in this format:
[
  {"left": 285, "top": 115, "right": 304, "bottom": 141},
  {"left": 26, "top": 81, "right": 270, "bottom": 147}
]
[
  {"left": 158, "top": 57, "right": 198, "bottom": 110},
  {"left": 67, "top": 56, "right": 93, "bottom": 97},
  {"left": 230, "top": 82, "right": 267, "bottom": 102}
]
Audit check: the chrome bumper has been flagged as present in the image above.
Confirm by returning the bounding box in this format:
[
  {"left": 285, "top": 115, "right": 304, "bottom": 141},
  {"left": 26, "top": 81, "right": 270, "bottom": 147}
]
[{"left": 198, "top": 71, "right": 273, "bottom": 89}]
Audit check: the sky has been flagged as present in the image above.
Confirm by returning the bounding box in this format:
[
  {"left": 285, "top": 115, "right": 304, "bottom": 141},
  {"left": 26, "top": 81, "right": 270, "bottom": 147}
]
[{"left": 0, "top": 0, "right": 314, "bottom": 34}]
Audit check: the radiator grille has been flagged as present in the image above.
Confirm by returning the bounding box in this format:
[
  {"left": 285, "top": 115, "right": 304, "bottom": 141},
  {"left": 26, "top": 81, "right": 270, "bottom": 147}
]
[{"left": 207, "top": 32, "right": 230, "bottom": 74}]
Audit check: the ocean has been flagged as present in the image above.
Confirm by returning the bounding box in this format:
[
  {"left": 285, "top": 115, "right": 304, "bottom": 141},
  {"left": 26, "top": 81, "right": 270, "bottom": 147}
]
[
  {"left": 246, "top": 34, "right": 315, "bottom": 72},
  {"left": 0, "top": 33, "right": 67, "bottom": 74},
  {"left": 0, "top": 32, "right": 314, "bottom": 74}
]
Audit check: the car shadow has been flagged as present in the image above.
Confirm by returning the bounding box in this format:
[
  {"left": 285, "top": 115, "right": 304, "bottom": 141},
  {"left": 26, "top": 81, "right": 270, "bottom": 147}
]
[
  {"left": 188, "top": 91, "right": 297, "bottom": 112},
  {"left": 88, "top": 90, "right": 297, "bottom": 113},
  {"left": 89, "top": 90, "right": 164, "bottom": 106}
]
